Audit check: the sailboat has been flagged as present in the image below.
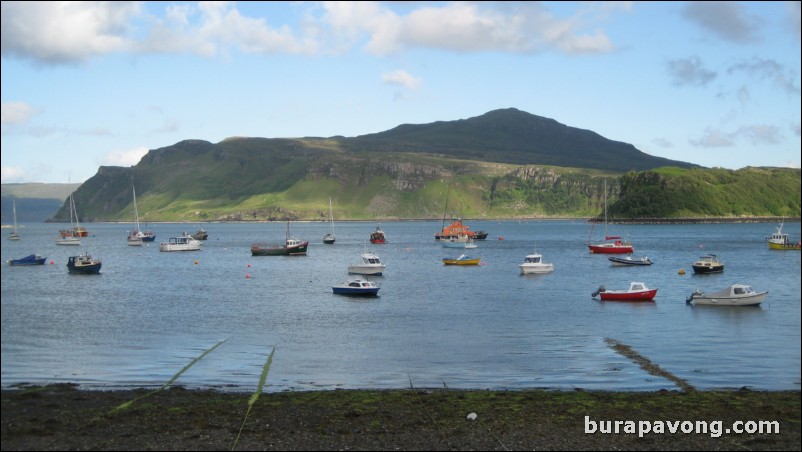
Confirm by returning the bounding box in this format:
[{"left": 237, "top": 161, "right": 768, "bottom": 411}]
[
  {"left": 59, "top": 192, "right": 88, "bottom": 238},
  {"left": 323, "top": 198, "right": 336, "bottom": 244},
  {"left": 127, "top": 185, "right": 155, "bottom": 245},
  {"left": 127, "top": 186, "right": 143, "bottom": 246},
  {"left": 8, "top": 199, "right": 21, "bottom": 240},
  {"left": 56, "top": 193, "right": 82, "bottom": 245},
  {"left": 587, "top": 180, "right": 633, "bottom": 254}
]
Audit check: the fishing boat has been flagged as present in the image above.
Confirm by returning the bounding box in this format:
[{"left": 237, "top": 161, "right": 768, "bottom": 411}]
[
  {"left": 608, "top": 256, "right": 653, "bottom": 267},
  {"left": 66, "top": 252, "right": 102, "bottom": 274},
  {"left": 7, "top": 254, "right": 46, "bottom": 266},
  {"left": 159, "top": 234, "right": 202, "bottom": 252},
  {"left": 592, "top": 282, "right": 657, "bottom": 301},
  {"left": 8, "top": 199, "right": 20, "bottom": 240},
  {"left": 332, "top": 278, "right": 381, "bottom": 296},
  {"left": 442, "top": 254, "right": 481, "bottom": 266},
  {"left": 519, "top": 251, "right": 554, "bottom": 274},
  {"left": 323, "top": 198, "right": 336, "bottom": 244},
  {"left": 190, "top": 226, "right": 208, "bottom": 241},
  {"left": 767, "top": 221, "right": 801, "bottom": 250},
  {"left": 251, "top": 221, "right": 308, "bottom": 256},
  {"left": 369, "top": 223, "right": 386, "bottom": 244},
  {"left": 587, "top": 180, "right": 633, "bottom": 254},
  {"left": 692, "top": 254, "right": 724, "bottom": 274},
  {"left": 686, "top": 284, "right": 768, "bottom": 306}
]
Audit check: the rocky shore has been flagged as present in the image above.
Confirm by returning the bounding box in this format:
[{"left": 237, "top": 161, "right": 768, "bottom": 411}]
[{"left": 2, "top": 384, "right": 799, "bottom": 451}]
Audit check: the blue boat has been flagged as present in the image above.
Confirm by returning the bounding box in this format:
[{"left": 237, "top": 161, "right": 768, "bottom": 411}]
[
  {"left": 8, "top": 254, "right": 46, "bottom": 266},
  {"left": 332, "top": 278, "right": 380, "bottom": 296}
]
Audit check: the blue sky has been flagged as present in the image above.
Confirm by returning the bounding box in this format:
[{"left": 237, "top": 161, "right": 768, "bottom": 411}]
[{"left": 2, "top": 1, "right": 800, "bottom": 183}]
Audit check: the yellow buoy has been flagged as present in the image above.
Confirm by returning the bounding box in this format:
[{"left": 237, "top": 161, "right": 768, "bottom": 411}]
[{"left": 678, "top": 269, "right": 686, "bottom": 275}]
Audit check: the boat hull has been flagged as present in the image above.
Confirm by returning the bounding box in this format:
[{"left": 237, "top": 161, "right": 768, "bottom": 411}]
[
  {"left": 692, "top": 265, "right": 724, "bottom": 274},
  {"left": 332, "top": 287, "right": 380, "bottom": 296},
  {"left": 251, "top": 242, "right": 308, "bottom": 256},
  {"left": 608, "top": 256, "right": 652, "bottom": 266},
  {"left": 519, "top": 264, "right": 554, "bottom": 274},
  {"left": 599, "top": 290, "right": 657, "bottom": 301},
  {"left": 9, "top": 255, "right": 46, "bottom": 266},
  {"left": 688, "top": 293, "right": 766, "bottom": 306},
  {"left": 588, "top": 243, "right": 634, "bottom": 254},
  {"left": 67, "top": 264, "right": 102, "bottom": 274},
  {"left": 768, "top": 241, "right": 801, "bottom": 250},
  {"left": 347, "top": 266, "right": 384, "bottom": 276},
  {"left": 442, "top": 258, "right": 481, "bottom": 265},
  {"left": 323, "top": 234, "right": 335, "bottom": 244}
]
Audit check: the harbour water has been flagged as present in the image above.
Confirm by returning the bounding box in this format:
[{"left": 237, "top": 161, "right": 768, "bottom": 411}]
[{"left": 2, "top": 220, "right": 800, "bottom": 392}]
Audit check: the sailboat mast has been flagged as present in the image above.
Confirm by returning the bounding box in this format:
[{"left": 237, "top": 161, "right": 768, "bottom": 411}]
[
  {"left": 329, "top": 198, "right": 334, "bottom": 234},
  {"left": 603, "top": 180, "right": 609, "bottom": 238},
  {"left": 442, "top": 185, "right": 450, "bottom": 230},
  {"left": 133, "top": 186, "right": 141, "bottom": 231}
]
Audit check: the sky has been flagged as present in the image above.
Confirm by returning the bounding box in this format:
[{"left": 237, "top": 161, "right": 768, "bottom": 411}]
[{"left": 1, "top": 1, "right": 800, "bottom": 184}]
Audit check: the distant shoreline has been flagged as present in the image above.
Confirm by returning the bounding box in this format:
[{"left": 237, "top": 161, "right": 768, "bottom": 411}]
[{"left": 36, "top": 216, "right": 802, "bottom": 225}]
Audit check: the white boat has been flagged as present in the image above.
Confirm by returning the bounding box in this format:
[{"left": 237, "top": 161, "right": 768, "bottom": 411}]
[
  {"left": 348, "top": 252, "right": 386, "bottom": 276},
  {"left": 686, "top": 284, "right": 768, "bottom": 306},
  {"left": 8, "top": 199, "right": 20, "bottom": 240},
  {"left": 442, "top": 234, "right": 472, "bottom": 248},
  {"left": 56, "top": 235, "right": 82, "bottom": 246},
  {"left": 159, "top": 234, "right": 202, "bottom": 252},
  {"left": 519, "top": 251, "right": 554, "bottom": 274}
]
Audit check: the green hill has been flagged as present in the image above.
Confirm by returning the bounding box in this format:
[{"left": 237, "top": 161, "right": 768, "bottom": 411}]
[{"left": 35, "top": 108, "right": 798, "bottom": 222}]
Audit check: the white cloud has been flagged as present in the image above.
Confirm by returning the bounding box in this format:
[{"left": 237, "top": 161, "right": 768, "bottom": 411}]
[
  {"left": 382, "top": 70, "right": 421, "bottom": 90},
  {"left": 1, "top": 166, "right": 29, "bottom": 183},
  {"left": 0, "top": 1, "right": 141, "bottom": 64},
  {"left": 1, "top": 102, "right": 37, "bottom": 125},
  {"left": 327, "top": 2, "right": 615, "bottom": 55},
  {"left": 2, "top": 2, "right": 620, "bottom": 65},
  {"left": 98, "top": 146, "right": 149, "bottom": 168}
]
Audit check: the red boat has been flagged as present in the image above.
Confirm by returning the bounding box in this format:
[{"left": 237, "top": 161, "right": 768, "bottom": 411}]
[
  {"left": 587, "top": 236, "right": 634, "bottom": 254},
  {"left": 592, "top": 282, "right": 657, "bottom": 301},
  {"left": 370, "top": 223, "right": 386, "bottom": 244}
]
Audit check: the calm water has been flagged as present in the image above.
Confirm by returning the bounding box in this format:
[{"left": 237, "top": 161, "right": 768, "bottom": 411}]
[{"left": 2, "top": 220, "right": 800, "bottom": 392}]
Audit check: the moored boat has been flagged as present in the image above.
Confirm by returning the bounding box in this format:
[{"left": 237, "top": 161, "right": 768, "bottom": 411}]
[
  {"left": 8, "top": 254, "right": 46, "bottom": 266},
  {"left": 332, "top": 278, "right": 380, "bottom": 296},
  {"left": 159, "top": 234, "right": 202, "bottom": 252},
  {"left": 348, "top": 252, "right": 385, "bottom": 276},
  {"left": 67, "top": 252, "right": 102, "bottom": 274},
  {"left": 592, "top": 282, "right": 657, "bottom": 301},
  {"left": 767, "top": 221, "right": 801, "bottom": 250},
  {"left": 587, "top": 180, "right": 634, "bottom": 254},
  {"left": 692, "top": 254, "right": 724, "bottom": 274},
  {"left": 251, "top": 221, "right": 308, "bottom": 256},
  {"left": 435, "top": 218, "right": 488, "bottom": 241},
  {"left": 442, "top": 254, "right": 481, "bottom": 266},
  {"left": 686, "top": 284, "right": 767, "bottom": 306},
  {"left": 608, "top": 256, "right": 653, "bottom": 267},
  {"left": 519, "top": 251, "right": 554, "bottom": 274},
  {"left": 370, "top": 223, "right": 386, "bottom": 244}
]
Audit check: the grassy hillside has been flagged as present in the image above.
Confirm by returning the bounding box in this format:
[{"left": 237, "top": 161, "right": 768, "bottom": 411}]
[{"left": 45, "top": 141, "right": 800, "bottom": 222}]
